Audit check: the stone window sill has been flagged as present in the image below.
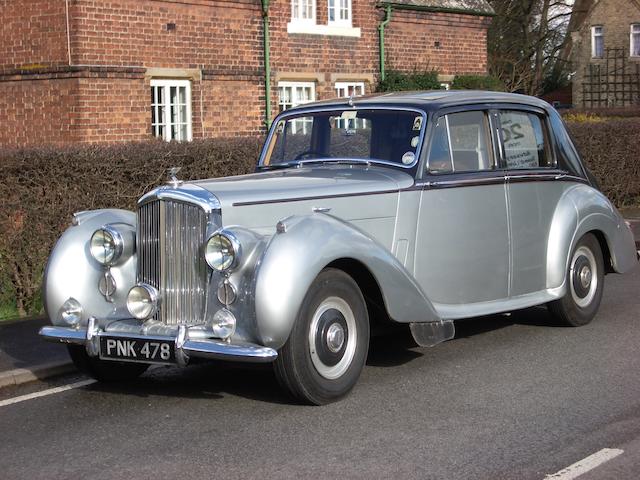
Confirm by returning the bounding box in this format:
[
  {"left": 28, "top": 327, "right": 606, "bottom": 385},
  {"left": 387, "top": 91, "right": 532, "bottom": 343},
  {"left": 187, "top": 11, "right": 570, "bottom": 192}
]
[{"left": 287, "top": 22, "right": 361, "bottom": 38}]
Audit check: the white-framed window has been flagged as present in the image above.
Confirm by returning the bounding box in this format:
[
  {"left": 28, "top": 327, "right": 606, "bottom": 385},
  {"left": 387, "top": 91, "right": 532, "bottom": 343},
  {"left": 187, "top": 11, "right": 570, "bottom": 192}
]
[
  {"left": 328, "top": 0, "right": 351, "bottom": 27},
  {"left": 631, "top": 24, "right": 640, "bottom": 57},
  {"left": 591, "top": 26, "right": 604, "bottom": 58},
  {"left": 334, "top": 81, "right": 364, "bottom": 98},
  {"left": 278, "top": 81, "right": 316, "bottom": 110},
  {"left": 278, "top": 81, "right": 316, "bottom": 133},
  {"left": 291, "top": 0, "right": 316, "bottom": 24},
  {"left": 150, "top": 79, "right": 192, "bottom": 142}
]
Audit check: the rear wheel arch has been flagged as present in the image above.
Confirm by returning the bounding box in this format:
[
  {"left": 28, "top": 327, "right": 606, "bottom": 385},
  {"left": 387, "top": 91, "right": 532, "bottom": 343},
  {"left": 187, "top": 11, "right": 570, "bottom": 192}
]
[{"left": 589, "top": 229, "right": 614, "bottom": 274}]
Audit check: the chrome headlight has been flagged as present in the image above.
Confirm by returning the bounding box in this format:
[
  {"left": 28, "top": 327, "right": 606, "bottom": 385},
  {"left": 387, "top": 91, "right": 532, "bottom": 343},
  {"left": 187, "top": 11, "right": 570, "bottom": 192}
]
[
  {"left": 126, "top": 284, "right": 159, "bottom": 320},
  {"left": 90, "top": 226, "right": 123, "bottom": 266},
  {"left": 205, "top": 231, "right": 241, "bottom": 272}
]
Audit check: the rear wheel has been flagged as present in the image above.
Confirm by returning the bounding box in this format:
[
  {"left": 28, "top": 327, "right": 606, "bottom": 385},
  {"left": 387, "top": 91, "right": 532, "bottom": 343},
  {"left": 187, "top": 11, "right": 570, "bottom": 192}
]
[
  {"left": 548, "top": 233, "right": 604, "bottom": 326},
  {"left": 274, "top": 268, "right": 370, "bottom": 405},
  {"left": 68, "top": 345, "right": 149, "bottom": 382}
]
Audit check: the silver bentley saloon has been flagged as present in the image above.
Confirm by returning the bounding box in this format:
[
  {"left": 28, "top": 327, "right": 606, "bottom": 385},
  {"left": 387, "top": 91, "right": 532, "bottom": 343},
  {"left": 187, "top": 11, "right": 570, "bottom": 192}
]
[{"left": 40, "top": 91, "right": 638, "bottom": 405}]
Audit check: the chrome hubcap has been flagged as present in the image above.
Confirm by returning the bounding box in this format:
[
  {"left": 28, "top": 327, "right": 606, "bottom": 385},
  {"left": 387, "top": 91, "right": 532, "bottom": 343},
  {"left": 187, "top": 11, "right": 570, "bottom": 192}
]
[
  {"left": 570, "top": 245, "right": 598, "bottom": 308},
  {"left": 579, "top": 265, "right": 592, "bottom": 289},
  {"left": 326, "top": 323, "right": 345, "bottom": 353},
  {"left": 309, "top": 297, "right": 357, "bottom": 380}
]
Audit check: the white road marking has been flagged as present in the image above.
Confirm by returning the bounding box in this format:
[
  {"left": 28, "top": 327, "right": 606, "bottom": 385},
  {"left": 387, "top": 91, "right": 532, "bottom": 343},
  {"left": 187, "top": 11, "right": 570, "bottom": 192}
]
[
  {"left": 544, "top": 448, "right": 624, "bottom": 480},
  {"left": 0, "top": 379, "right": 96, "bottom": 408}
]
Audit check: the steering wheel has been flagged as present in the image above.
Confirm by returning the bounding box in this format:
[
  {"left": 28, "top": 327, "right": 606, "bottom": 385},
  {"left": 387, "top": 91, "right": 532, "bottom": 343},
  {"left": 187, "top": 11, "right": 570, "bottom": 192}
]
[{"left": 294, "top": 150, "right": 329, "bottom": 161}]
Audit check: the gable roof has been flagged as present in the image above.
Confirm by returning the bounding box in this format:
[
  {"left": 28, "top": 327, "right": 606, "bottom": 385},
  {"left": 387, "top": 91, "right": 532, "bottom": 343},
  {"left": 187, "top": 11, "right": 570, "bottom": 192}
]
[{"left": 379, "top": 0, "right": 495, "bottom": 16}]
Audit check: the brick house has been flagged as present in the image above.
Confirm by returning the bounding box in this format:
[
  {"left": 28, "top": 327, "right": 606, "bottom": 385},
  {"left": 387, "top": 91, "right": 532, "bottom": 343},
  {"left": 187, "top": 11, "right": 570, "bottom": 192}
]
[
  {"left": 569, "top": 0, "right": 640, "bottom": 106},
  {"left": 0, "top": 0, "right": 493, "bottom": 148}
]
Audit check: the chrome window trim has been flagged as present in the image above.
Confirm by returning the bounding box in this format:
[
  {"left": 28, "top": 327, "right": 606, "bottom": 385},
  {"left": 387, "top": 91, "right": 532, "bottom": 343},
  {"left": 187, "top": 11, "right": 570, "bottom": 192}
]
[
  {"left": 414, "top": 169, "right": 590, "bottom": 190},
  {"left": 258, "top": 105, "right": 428, "bottom": 170},
  {"left": 420, "top": 105, "right": 499, "bottom": 178}
]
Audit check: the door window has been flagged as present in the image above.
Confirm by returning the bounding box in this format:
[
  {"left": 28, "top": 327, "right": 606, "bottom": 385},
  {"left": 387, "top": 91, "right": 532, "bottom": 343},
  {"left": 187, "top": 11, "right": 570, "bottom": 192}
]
[
  {"left": 498, "top": 111, "right": 553, "bottom": 169},
  {"left": 427, "top": 111, "right": 493, "bottom": 173}
]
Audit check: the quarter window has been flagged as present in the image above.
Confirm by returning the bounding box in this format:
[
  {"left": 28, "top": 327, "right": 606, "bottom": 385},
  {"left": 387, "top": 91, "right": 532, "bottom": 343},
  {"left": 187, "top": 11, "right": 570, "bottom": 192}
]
[
  {"left": 328, "top": 0, "right": 351, "bottom": 26},
  {"left": 150, "top": 79, "right": 192, "bottom": 142},
  {"left": 631, "top": 24, "right": 640, "bottom": 57},
  {"left": 291, "top": 0, "right": 316, "bottom": 23},
  {"left": 498, "top": 111, "right": 552, "bottom": 169},
  {"left": 592, "top": 26, "right": 604, "bottom": 58},
  {"left": 427, "top": 111, "right": 493, "bottom": 173}
]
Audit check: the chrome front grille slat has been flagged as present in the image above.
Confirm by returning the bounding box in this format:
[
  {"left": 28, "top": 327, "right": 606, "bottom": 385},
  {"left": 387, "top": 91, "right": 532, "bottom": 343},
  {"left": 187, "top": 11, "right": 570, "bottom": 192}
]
[{"left": 137, "top": 199, "right": 208, "bottom": 325}]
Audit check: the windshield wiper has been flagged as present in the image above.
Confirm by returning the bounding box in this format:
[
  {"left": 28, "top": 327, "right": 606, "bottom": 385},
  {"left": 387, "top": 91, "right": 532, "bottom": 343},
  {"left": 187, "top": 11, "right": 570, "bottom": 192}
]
[
  {"left": 257, "top": 161, "right": 302, "bottom": 170},
  {"left": 299, "top": 159, "right": 371, "bottom": 167}
]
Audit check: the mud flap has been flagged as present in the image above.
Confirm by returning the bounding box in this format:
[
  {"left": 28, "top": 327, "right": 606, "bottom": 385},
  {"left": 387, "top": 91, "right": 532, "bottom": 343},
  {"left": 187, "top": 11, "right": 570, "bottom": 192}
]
[{"left": 410, "top": 320, "right": 455, "bottom": 347}]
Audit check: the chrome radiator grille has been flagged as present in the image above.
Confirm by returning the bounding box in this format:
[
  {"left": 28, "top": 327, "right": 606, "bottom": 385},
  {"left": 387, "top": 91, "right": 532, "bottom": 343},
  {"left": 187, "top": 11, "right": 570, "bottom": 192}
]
[{"left": 137, "top": 200, "right": 208, "bottom": 325}]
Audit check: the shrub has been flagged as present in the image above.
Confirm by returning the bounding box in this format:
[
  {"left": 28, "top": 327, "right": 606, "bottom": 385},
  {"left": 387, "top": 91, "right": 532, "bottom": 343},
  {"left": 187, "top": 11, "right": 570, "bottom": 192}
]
[
  {"left": 562, "top": 107, "right": 640, "bottom": 119},
  {"left": 0, "top": 138, "right": 262, "bottom": 317},
  {"left": 451, "top": 75, "right": 505, "bottom": 91},
  {"left": 376, "top": 70, "right": 443, "bottom": 92},
  {"left": 562, "top": 112, "right": 606, "bottom": 123},
  {"left": 566, "top": 118, "right": 640, "bottom": 207}
]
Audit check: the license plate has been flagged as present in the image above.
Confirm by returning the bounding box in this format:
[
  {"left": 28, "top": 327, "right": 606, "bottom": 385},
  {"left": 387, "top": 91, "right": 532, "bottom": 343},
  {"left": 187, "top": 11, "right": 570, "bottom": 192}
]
[{"left": 99, "top": 336, "right": 176, "bottom": 364}]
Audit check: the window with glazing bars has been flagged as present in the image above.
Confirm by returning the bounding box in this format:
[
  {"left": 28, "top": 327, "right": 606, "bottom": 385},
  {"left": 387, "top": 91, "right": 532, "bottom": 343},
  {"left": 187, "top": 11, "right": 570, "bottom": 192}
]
[
  {"left": 278, "top": 81, "right": 316, "bottom": 134},
  {"left": 150, "top": 79, "right": 192, "bottom": 142},
  {"left": 292, "top": 0, "right": 315, "bottom": 22},
  {"left": 328, "top": 0, "right": 351, "bottom": 26}
]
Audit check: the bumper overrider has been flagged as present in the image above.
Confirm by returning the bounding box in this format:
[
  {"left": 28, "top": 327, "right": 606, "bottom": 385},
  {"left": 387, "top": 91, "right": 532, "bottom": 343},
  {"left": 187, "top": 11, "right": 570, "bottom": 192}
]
[{"left": 39, "top": 317, "right": 278, "bottom": 365}]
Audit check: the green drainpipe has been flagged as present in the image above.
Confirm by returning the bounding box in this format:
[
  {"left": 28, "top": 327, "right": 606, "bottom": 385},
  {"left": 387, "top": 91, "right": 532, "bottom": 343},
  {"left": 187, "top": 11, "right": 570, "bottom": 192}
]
[
  {"left": 261, "top": 0, "right": 272, "bottom": 129},
  {"left": 378, "top": 4, "right": 392, "bottom": 83}
]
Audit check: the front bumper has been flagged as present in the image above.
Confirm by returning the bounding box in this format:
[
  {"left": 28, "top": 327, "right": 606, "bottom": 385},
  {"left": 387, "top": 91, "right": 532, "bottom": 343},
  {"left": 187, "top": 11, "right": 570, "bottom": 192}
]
[{"left": 39, "top": 317, "right": 278, "bottom": 364}]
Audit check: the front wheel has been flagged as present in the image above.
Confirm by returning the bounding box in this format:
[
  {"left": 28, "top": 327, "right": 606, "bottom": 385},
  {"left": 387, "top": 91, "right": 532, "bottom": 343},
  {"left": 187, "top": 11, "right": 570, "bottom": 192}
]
[
  {"left": 274, "top": 268, "right": 370, "bottom": 405},
  {"left": 548, "top": 233, "right": 605, "bottom": 326},
  {"left": 68, "top": 345, "right": 149, "bottom": 382}
]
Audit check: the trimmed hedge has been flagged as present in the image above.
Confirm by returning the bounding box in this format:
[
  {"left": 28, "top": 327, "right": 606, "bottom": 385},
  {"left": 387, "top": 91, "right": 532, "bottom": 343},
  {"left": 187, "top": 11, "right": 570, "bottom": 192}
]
[
  {"left": 0, "top": 138, "right": 262, "bottom": 317},
  {"left": 377, "top": 70, "right": 443, "bottom": 92},
  {"left": 1, "top": 118, "right": 639, "bottom": 319},
  {"left": 565, "top": 118, "right": 640, "bottom": 208},
  {"left": 450, "top": 75, "right": 505, "bottom": 91}
]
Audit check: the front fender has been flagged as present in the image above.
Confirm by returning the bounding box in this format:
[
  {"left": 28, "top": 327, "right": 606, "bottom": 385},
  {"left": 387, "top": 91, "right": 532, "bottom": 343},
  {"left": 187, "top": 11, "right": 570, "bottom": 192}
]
[
  {"left": 43, "top": 209, "right": 136, "bottom": 328},
  {"left": 254, "top": 214, "right": 440, "bottom": 349}
]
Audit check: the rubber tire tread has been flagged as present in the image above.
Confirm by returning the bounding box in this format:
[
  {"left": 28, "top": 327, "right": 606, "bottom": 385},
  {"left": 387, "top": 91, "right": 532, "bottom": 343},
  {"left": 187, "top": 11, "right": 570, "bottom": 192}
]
[
  {"left": 274, "top": 268, "right": 369, "bottom": 405},
  {"left": 548, "top": 233, "right": 605, "bottom": 327},
  {"left": 68, "top": 345, "right": 149, "bottom": 382}
]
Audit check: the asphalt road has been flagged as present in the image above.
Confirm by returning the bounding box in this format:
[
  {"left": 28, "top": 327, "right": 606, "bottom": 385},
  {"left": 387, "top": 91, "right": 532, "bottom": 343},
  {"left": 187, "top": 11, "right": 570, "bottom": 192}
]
[{"left": 1, "top": 265, "right": 639, "bottom": 480}]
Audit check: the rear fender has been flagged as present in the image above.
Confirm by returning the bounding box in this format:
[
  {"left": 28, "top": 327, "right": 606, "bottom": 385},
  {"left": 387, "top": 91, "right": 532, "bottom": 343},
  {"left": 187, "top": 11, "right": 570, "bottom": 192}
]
[{"left": 546, "top": 185, "right": 637, "bottom": 290}]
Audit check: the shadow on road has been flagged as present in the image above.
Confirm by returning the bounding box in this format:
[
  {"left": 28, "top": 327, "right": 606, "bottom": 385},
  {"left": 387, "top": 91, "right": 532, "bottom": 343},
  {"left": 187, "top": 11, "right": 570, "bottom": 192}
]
[
  {"left": 77, "top": 305, "right": 566, "bottom": 405},
  {"left": 86, "top": 361, "right": 294, "bottom": 405}
]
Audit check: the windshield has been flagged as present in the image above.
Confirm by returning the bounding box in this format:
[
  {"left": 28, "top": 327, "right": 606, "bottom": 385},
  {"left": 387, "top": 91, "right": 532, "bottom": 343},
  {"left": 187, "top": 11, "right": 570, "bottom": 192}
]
[{"left": 262, "top": 109, "right": 426, "bottom": 168}]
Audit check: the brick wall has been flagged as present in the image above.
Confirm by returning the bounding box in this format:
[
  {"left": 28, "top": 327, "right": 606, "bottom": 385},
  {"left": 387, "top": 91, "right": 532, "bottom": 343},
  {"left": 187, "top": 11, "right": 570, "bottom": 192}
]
[
  {"left": 0, "top": 0, "right": 492, "bottom": 147},
  {"left": 0, "top": 76, "right": 78, "bottom": 146},
  {"left": 571, "top": 0, "right": 640, "bottom": 106},
  {"left": 385, "top": 10, "right": 490, "bottom": 75},
  {"left": 0, "top": 0, "right": 68, "bottom": 71}
]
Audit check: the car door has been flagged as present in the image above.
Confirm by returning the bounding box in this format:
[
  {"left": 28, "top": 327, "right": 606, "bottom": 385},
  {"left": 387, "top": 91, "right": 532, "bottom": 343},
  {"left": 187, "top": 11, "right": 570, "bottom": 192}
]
[
  {"left": 497, "top": 107, "right": 567, "bottom": 296},
  {"left": 414, "top": 108, "right": 510, "bottom": 318}
]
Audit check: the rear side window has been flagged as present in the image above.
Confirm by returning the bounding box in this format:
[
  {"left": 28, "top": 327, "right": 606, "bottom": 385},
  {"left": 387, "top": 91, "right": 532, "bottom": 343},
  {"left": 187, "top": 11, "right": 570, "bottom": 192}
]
[
  {"left": 498, "top": 111, "right": 553, "bottom": 169},
  {"left": 427, "top": 111, "right": 494, "bottom": 173}
]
